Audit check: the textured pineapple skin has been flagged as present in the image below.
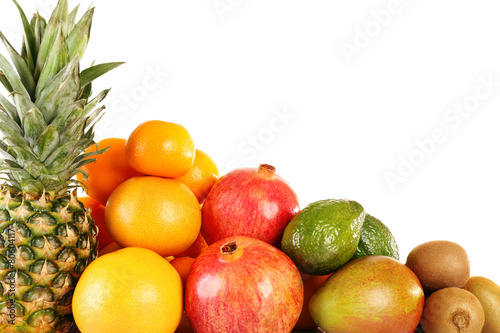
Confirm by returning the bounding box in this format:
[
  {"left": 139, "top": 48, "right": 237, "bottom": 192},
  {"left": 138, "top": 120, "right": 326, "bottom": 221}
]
[{"left": 0, "top": 189, "right": 98, "bottom": 333}]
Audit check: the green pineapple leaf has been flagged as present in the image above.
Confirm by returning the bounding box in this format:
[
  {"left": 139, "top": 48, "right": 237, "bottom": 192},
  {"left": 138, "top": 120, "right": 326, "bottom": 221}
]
[
  {"left": 51, "top": 100, "right": 85, "bottom": 134},
  {"left": 13, "top": 92, "right": 38, "bottom": 122},
  {"left": 85, "top": 105, "right": 105, "bottom": 129},
  {"left": 83, "top": 89, "right": 109, "bottom": 115},
  {"left": 0, "top": 32, "right": 36, "bottom": 99},
  {"left": 72, "top": 146, "right": 109, "bottom": 166},
  {"left": 67, "top": 7, "right": 94, "bottom": 61},
  {"left": 49, "top": 152, "right": 79, "bottom": 174},
  {"left": 44, "top": 139, "right": 79, "bottom": 167},
  {"left": 23, "top": 108, "right": 47, "bottom": 147},
  {"left": 37, "top": 56, "right": 80, "bottom": 124},
  {"left": 79, "top": 82, "right": 92, "bottom": 100},
  {"left": 59, "top": 118, "right": 85, "bottom": 145},
  {"left": 0, "top": 108, "right": 24, "bottom": 137},
  {"left": 36, "top": 27, "right": 70, "bottom": 98},
  {"left": 0, "top": 93, "right": 20, "bottom": 123},
  {"left": 0, "top": 70, "right": 14, "bottom": 93},
  {"left": 10, "top": 146, "right": 48, "bottom": 178},
  {"left": 0, "top": 121, "right": 32, "bottom": 152},
  {"left": 33, "top": 125, "right": 60, "bottom": 162},
  {"left": 11, "top": 0, "right": 37, "bottom": 68},
  {"left": 36, "top": 56, "right": 79, "bottom": 109},
  {"left": 0, "top": 149, "right": 16, "bottom": 162},
  {"left": 65, "top": 5, "right": 80, "bottom": 37},
  {"left": 32, "top": 14, "right": 47, "bottom": 61},
  {"left": 80, "top": 62, "right": 125, "bottom": 88},
  {"left": 73, "top": 169, "right": 89, "bottom": 183},
  {"left": 0, "top": 53, "right": 31, "bottom": 98},
  {"left": 7, "top": 146, "right": 38, "bottom": 168},
  {"left": 70, "top": 156, "right": 99, "bottom": 172},
  {"left": 35, "top": 0, "right": 68, "bottom": 81}
]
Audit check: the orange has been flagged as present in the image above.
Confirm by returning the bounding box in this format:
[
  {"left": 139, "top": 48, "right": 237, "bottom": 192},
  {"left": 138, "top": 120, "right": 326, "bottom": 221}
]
[
  {"left": 176, "top": 232, "right": 208, "bottom": 258},
  {"left": 294, "top": 272, "right": 332, "bottom": 330},
  {"left": 73, "top": 247, "right": 183, "bottom": 333},
  {"left": 175, "top": 149, "right": 219, "bottom": 203},
  {"left": 126, "top": 120, "right": 195, "bottom": 178},
  {"left": 105, "top": 176, "right": 202, "bottom": 257},
  {"left": 99, "top": 242, "right": 121, "bottom": 256},
  {"left": 79, "top": 197, "right": 114, "bottom": 250},
  {"left": 77, "top": 138, "right": 142, "bottom": 206},
  {"left": 170, "top": 256, "right": 195, "bottom": 288}
]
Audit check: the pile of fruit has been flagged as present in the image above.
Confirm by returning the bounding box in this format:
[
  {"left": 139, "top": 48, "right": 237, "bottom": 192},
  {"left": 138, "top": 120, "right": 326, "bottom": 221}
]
[
  {"left": 70, "top": 120, "right": 500, "bottom": 333},
  {"left": 0, "top": 1, "right": 498, "bottom": 333}
]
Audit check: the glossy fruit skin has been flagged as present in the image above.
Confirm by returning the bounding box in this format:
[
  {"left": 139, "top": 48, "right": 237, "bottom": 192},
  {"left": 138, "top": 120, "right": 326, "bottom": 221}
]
[
  {"left": 73, "top": 247, "right": 183, "bottom": 333},
  {"left": 99, "top": 242, "right": 121, "bottom": 256},
  {"left": 105, "top": 176, "right": 202, "bottom": 257},
  {"left": 126, "top": 120, "right": 195, "bottom": 178},
  {"left": 176, "top": 232, "right": 208, "bottom": 258},
  {"left": 77, "top": 138, "right": 142, "bottom": 206},
  {"left": 350, "top": 214, "right": 399, "bottom": 261},
  {"left": 294, "top": 272, "right": 332, "bottom": 330},
  {"left": 79, "top": 197, "right": 114, "bottom": 250},
  {"left": 201, "top": 164, "right": 299, "bottom": 247},
  {"left": 309, "top": 256, "right": 424, "bottom": 333},
  {"left": 170, "top": 256, "right": 196, "bottom": 290},
  {"left": 281, "top": 199, "right": 365, "bottom": 275},
  {"left": 175, "top": 149, "right": 219, "bottom": 203},
  {"left": 185, "top": 236, "right": 304, "bottom": 333}
]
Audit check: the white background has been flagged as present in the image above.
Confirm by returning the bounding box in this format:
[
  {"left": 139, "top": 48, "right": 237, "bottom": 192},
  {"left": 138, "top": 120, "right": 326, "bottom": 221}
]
[{"left": 1, "top": 0, "right": 499, "bottom": 283}]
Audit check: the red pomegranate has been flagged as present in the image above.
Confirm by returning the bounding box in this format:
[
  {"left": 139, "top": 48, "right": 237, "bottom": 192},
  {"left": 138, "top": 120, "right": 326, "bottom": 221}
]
[
  {"left": 185, "top": 236, "right": 304, "bottom": 333},
  {"left": 201, "top": 164, "right": 299, "bottom": 247}
]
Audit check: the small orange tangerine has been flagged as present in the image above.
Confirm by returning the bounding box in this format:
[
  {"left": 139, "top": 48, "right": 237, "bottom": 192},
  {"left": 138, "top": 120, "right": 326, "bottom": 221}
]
[
  {"left": 175, "top": 149, "right": 219, "bottom": 203},
  {"left": 78, "top": 138, "right": 142, "bottom": 206},
  {"left": 105, "top": 176, "right": 202, "bottom": 257},
  {"left": 79, "top": 197, "right": 113, "bottom": 251},
  {"left": 176, "top": 232, "right": 208, "bottom": 258},
  {"left": 126, "top": 120, "right": 195, "bottom": 178},
  {"left": 170, "top": 256, "right": 196, "bottom": 288},
  {"left": 99, "top": 242, "right": 122, "bottom": 256}
]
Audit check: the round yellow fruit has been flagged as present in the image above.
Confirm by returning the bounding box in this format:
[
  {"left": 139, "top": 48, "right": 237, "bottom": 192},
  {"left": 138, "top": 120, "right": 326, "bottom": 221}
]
[{"left": 73, "top": 247, "right": 183, "bottom": 333}]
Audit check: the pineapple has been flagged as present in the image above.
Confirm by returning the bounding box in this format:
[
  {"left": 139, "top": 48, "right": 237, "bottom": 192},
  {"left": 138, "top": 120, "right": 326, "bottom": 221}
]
[{"left": 0, "top": 0, "right": 122, "bottom": 332}]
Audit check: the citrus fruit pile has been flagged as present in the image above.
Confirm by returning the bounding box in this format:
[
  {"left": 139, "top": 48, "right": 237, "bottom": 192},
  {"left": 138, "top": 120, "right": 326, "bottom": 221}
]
[{"left": 71, "top": 120, "right": 499, "bottom": 333}]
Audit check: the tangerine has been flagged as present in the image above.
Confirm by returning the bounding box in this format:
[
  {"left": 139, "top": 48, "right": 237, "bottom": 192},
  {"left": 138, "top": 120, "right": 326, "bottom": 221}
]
[
  {"left": 79, "top": 197, "right": 113, "bottom": 250},
  {"left": 294, "top": 272, "right": 332, "bottom": 330},
  {"left": 105, "top": 176, "right": 201, "bottom": 257},
  {"left": 175, "top": 149, "right": 219, "bottom": 203},
  {"left": 126, "top": 120, "right": 195, "bottom": 178},
  {"left": 99, "top": 242, "right": 121, "bottom": 256},
  {"left": 170, "top": 256, "right": 196, "bottom": 288},
  {"left": 77, "top": 138, "right": 142, "bottom": 206},
  {"left": 176, "top": 232, "right": 208, "bottom": 258}
]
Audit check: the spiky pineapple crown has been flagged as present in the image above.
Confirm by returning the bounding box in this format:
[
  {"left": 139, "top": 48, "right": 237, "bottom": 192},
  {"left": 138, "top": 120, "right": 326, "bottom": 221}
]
[{"left": 0, "top": 0, "right": 123, "bottom": 195}]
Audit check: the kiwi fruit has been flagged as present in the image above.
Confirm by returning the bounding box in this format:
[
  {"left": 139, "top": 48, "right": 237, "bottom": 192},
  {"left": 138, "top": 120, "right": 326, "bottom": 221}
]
[
  {"left": 405, "top": 240, "right": 470, "bottom": 292},
  {"left": 420, "top": 287, "right": 485, "bottom": 333},
  {"left": 464, "top": 276, "right": 500, "bottom": 333}
]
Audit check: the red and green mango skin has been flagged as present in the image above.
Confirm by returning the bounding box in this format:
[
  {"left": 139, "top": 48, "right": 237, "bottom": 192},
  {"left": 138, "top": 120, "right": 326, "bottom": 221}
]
[{"left": 310, "top": 255, "right": 424, "bottom": 333}]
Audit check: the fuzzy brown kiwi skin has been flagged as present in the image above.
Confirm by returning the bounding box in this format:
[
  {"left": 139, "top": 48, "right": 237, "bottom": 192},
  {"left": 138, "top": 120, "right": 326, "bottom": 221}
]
[
  {"left": 420, "top": 287, "right": 485, "bottom": 333},
  {"left": 464, "top": 276, "right": 500, "bottom": 333},
  {"left": 406, "top": 240, "right": 470, "bottom": 292}
]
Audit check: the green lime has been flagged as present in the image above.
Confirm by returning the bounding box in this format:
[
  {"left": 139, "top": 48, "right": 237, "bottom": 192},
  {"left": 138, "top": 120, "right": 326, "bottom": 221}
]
[
  {"left": 350, "top": 214, "right": 399, "bottom": 261},
  {"left": 281, "top": 199, "right": 365, "bottom": 275}
]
